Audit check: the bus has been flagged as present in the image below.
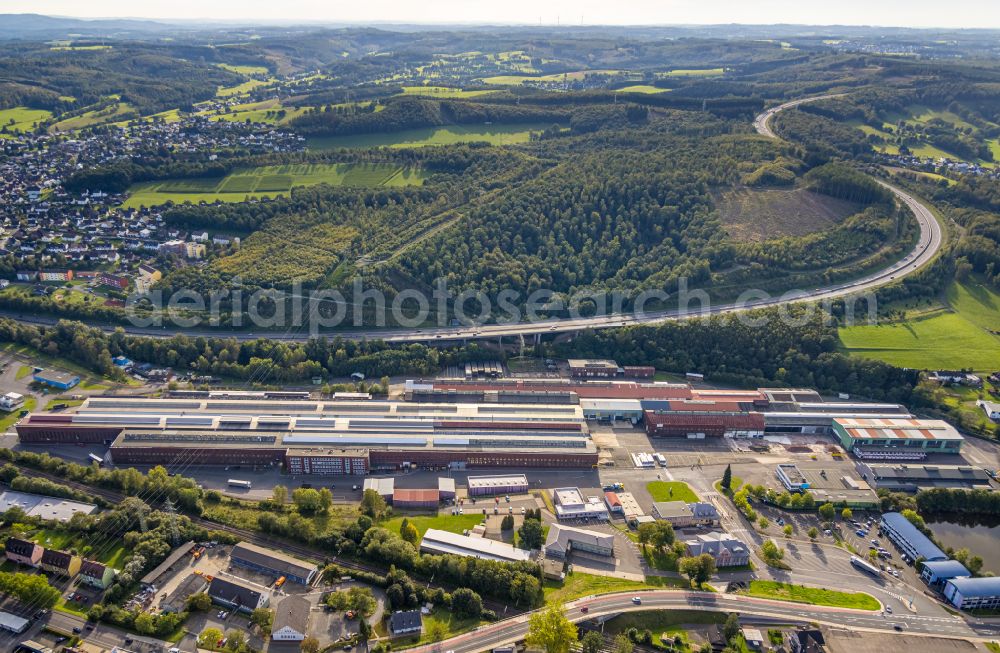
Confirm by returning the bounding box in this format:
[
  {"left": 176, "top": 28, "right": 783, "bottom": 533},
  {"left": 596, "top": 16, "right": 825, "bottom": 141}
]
[
  {"left": 654, "top": 453, "right": 667, "bottom": 467},
  {"left": 88, "top": 453, "right": 104, "bottom": 466},
  {"left": 228, "top": 479, "right": 252, "bottom": 489},
  {"left": 850, "top": 555, "right": 881, "bottom": 577}
]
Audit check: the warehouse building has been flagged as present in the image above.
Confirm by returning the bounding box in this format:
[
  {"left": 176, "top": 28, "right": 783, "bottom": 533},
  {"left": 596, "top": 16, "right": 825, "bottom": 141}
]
[
  {"left": 272, "top": 595, "right": 311, "bottom": 641},
  {"left": 31, "top": 369, "right": 79, "bottom": 390},
  {"left": 230, "top": 542, "right": 317, "bottom": 585},
  {"left": 552, "top": 488, "right": 609, "bottom": 521},
  {"left": 438, "top": 478, "right": 456, "bottom": 501},
  {"left": 776, "top": 464, "right": 810, "bottom": 492},
  {"left": 208, "top": 577, "right": 269, "bottom": 613},
  {"left": 643, "top": 400, "right": 765, "bottom": 438},
  {"left": 833, "top": 417, "right": 963, "bottom": 458},
  {"left": 580, "top": 399, "right": 644, "bottom": 423},
  {"left": 0, "top": 491, "right": 98, "bottom": 522},
  {"left": 425, "top": 379, "right": 693, "bottom": 401},
  {"left": 419, "top": 529, "right": 533, "bottom": 562},
  {"left": 568, "top": 359, "right": 621, "bottom": 378},
  {"left": 140, "top": 541, "right": 196, "bottom": 589},
  {"left": 467, "top": 475, "right": 529, "bottom": 497},
  {"left": 857, "top": 463, "right": 992, "bottom": 492},
  {"left": 543, "top": 525, "right": 614, "bottom": 559},
  {"left": 651, "top": 501, "right": 719, "bottom": 528},
  {"left": 943, "top": 576, "right": 1000, "bottom": 610},
  {"left": 363, "top": 478, "right": 395, "bottom": 501},
  {"left": 393, "top": 488, "right": 440, "bottom": 509},
  {"left": 880, "top": 512, "right": 947, "bottom": 562},
  {"left": 920, "top": 560, "right": 970, "bottom": 589},
  {"left": 21, "top": 397, "right": 597, "bottom": 471}
]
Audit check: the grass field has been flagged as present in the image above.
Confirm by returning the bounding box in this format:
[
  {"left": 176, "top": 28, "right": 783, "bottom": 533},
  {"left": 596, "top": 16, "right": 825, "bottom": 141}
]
[
  {"left": 481, "top": 69, "right": 622, "bottom": 85},
  {"left": 217, "top": 78, "right": 275, "bottom": 97},
  {"left": 742, "top": 580, "right": 880, "bottom": 610},
  {"left": 204, "top": 99, "right": 312, "bottom": 125},
  {"left": 0, "top": 106, "right": 54, "bottom": 132},
  {"left": 307, "top": 123, "right": 551, "bottom": 149},
  {"left": 616, "top": 85, "right": 670, "bottom": 94},
  {"left": 604, "top": 610, "right": 726, "bottom": 650},
  {"left": 216, "top": 63, "right": 270, "bottom": 75},
  {"left": 646, "top": 481, "right": 700, "bottom": 503},
  {"left": 50, "top": 44, "right": 111, "bottom": 51},
  {"left": 660, "top": 68, "right": 725, "bottom": 77},
  {"left": 839, "top": 279, "right": 1000, "bottom": 372},
  {"left": 717, "top": 188, "right": 860, "bottom": 242},
  {"left": 384, "top": 513, "right": 485, "bottom": 539},
  {"left": 123, "top": 162, "right": 428, "bottom": 207},
  {"left": 51, "top": 102, "right": 135, "bottom": 132},
  {"left": 543, "top": 572, "right": 676, "bottom": 603},
  {"left": 398, "top": 86, "right": 499, "bottom": 98}
]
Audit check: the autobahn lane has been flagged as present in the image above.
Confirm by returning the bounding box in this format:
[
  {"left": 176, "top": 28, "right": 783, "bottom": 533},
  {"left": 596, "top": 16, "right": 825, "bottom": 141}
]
[{"left": 405, "top": 590, "right": 996, "bottom": 653}]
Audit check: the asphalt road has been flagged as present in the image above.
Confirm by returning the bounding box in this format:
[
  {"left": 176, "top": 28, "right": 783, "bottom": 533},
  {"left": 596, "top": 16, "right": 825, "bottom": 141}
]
[
  {"left": 1, "top": 94, "right": 943, "bottom": 344},
  {"left": 405, "top": 589, "right": 999, "bottom": 653}
]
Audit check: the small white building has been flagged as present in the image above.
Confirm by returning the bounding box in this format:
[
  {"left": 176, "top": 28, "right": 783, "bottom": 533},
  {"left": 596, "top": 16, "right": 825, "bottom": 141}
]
[
  {"left": 978, "top": 400, "right": 1000, "bottom": 422},
  {"left": 0, "top": 392, "right": 25, "bottom": 411}
]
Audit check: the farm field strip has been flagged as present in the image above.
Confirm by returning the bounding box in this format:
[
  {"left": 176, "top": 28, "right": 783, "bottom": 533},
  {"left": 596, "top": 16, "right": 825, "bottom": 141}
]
[
  {"left": 122, "top": 162, "right": 428, "bottom": 207},
  {"left": 306, "top": 123, "right": 552, "bottom": 149}
]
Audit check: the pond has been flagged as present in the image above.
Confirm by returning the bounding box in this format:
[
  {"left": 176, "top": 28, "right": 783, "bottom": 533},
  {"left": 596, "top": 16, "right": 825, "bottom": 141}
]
[{"left": 926, "top": 514, "right": 1000, "bottom": 574}]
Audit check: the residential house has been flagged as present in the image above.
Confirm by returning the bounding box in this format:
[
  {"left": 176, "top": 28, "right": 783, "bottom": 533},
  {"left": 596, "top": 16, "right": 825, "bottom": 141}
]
[
  {"left": 79, "top": 560, "right": 116, "bottom": 589},
  {"left": 39, "top": 269, "right": 73, "bottom": 282},
  {"left": 388, "top": 610, "right": 422, "bottom": 637},
  {"left": 4, "top": 537, "right": 43, "bottom": 566},
  {"left": 40, "top": 549, "right": 82, "bottom": 577},
  {"left": 790, "top": 629, "right": 826, "bottom": 653}
]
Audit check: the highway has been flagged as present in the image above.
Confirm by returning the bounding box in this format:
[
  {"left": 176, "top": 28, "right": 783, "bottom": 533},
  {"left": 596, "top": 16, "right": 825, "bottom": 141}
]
[
  {"left": 1, "top": 94, "right": 943, "bottom": 344},
  {"left": 404, "top": 589, "right": 999, "bottom": 653}
]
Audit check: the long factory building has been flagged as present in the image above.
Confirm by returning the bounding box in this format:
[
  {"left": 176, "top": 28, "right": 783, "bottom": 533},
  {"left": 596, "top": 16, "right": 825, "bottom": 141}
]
[{"left": 16, "top": 397, "right": 598, "bottom": 472}]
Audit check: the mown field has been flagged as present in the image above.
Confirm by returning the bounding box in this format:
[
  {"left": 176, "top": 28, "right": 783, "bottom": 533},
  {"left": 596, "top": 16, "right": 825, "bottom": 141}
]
[
  {"left": 51, "top": 101, "right": 135, "bottom": 132},
  {"left": 838, "top": 279, "right": 1000, "bottom": 372},
  {"left": 481, "top": 69, "right": 623, "bottom": 84},
  {"left": 0, "top": 106, "right": 54, "bottom": 132},
  {"left": 398, "top": 86, "right": 499, "bottom": 98},
  {"left": 742, "top": 581, "right": 880, "bottom": 610},
  {"left": 716, "top": 187, "right": 860, "bottom": 242},
  {"left": 616, "top": 85, "right": 669, "bottom": 94},
  {"left": 123, "top": 163, "right": 428, "bottom": 207},
  {"left": 306, "top": 123, "right": 551, "bottom": 149}
]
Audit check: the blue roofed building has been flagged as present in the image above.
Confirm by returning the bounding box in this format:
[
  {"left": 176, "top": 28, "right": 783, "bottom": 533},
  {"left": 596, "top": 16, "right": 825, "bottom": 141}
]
[
  {"left": 31, "top": 369, "right": 80, "bottom": 391},
  {"left": 920, "top": 559, "right": 970, "bottom": 588},
  {"left": 942, "top": 576, "right": 1000, "bottom": 610},
  {"left": 879, "top": 512, "right": 947, "bottom": 562}
]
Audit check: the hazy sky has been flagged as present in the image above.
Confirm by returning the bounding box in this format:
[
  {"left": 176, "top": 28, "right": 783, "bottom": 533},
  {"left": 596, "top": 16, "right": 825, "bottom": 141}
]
[{"left": 13, "top": 1, "right": 1000, "bottom": 29}]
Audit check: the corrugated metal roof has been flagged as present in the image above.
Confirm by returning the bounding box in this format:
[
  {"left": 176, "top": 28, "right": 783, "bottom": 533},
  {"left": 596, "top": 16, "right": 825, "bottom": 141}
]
[{"left": 881, "top": 512, "right": 947, "bottom": 561}]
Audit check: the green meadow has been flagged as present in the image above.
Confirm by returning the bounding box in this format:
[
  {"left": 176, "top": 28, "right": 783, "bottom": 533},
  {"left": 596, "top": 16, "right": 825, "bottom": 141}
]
[
  {"left": 0, "top": 107, "right": 54, "bottom": 132},
  {"left": 123, "top": 162, "right": 428, "bottom": 208},
  {"left": 398, "top": 86, "right": 499, "bottom": 98},
  {"left": 307, "top": 123, "right": 550, "bottom": 149},
  {"left": 838, "top": 279, "right": 1000, "bottom": 372}
]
